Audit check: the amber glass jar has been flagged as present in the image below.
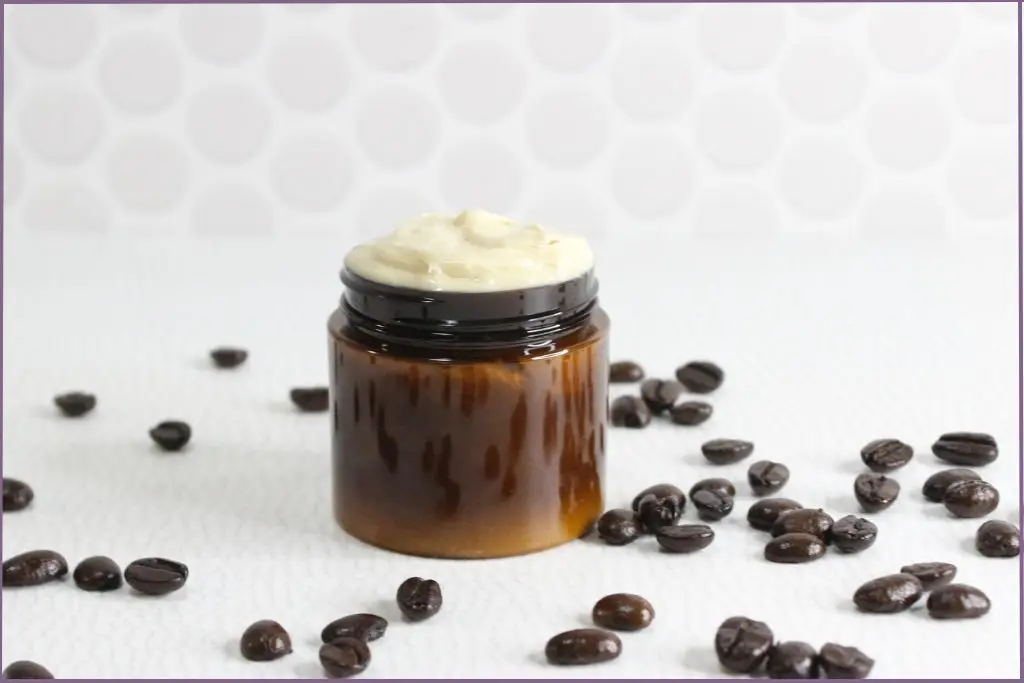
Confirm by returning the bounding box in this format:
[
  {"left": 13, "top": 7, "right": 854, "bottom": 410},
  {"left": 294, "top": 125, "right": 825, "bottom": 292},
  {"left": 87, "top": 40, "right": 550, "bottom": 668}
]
[{"left": 328, "top": 268, "right": 609, "bottom": 559}]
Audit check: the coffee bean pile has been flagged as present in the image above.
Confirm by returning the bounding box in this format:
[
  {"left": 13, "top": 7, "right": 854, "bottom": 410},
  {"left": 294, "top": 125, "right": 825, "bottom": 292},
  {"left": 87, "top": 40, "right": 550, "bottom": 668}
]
[
  {"left": 544, "top": 593, "right": 653, "bottom": 666},
  {"left": 2, "top": 551, "right": 187, "bottom": 596},
  {"left": 852, "top": 566, "right": 992, "bottom": 620},
  {"left": 609, "top": 360, "right": 720, "bottom": 428}
]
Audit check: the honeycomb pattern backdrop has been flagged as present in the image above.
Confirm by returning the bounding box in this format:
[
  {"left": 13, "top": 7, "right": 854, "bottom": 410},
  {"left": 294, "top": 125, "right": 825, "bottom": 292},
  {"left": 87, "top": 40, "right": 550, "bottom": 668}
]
[{"left": 2, "top": 2, "right": 1019, "bottom": 241}]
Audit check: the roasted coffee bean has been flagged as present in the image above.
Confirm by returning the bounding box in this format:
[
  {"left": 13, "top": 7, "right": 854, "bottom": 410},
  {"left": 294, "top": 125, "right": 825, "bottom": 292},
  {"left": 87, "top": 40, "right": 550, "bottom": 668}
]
[
  {"left": 926, "top": 584, "right": 991, "bottom": 619},
  {"left": 290, "top": 387, "right": 329, "bottom": 413},
  {"left": 818, "top": 643, "right": 874, "bottom": 679},
  {"left": 1, "top": 661, "right": 53, "bottom": 679},
  {"left": 899, "top": 562, "right": 957, "bottom": 591},
  {"left": 544, "top": 628, "right": 622, "bottom": 665},
  {"left": 53, "top": 391, "right": 96, "bottom": 418},
  {"left": 3, "top": 478, "right": 34, "bottom": 512},
  {"left": 689, "top": 478, "right": 735, "bottom": 500},
  {"left": 747, "top": 460, "right": 789, "bottom": 496},
  {"left": 943, "top": 480, "right": 999, "bottom": 518},
  {"left": 655, "top": 524, "right": 714, "bottom": 553},
  {"left": 932, "top": 432, "right": 998, "bottom": 466},
  {"left": 975, "top": 520, "right": 1021, "bottom": 558},
  {"left": 746, "top": 498, "right": 802, "bottom": 532},
  {"left": 240, "top": 620, "right": 292, "bottom": 662},
  {"left": 860, "top": 438, "right": 913, "bottom": 473},
  {"left": 922, "top": 468, "right": 982, "bottom": 503},
  {"left": 669, "top": 400, "right": 713, "bottom": 426},
  {"left": 692, "top": 489, "right": 734, "bottom": 521},
  {"left": 396, "top": 577, "right": 442, "bottom": 622},
  {"left": 596, "top": 509, "right": 641, "bottom": 546},
  {"left": 210, "top": 347, "right": 248, "bottom": 369},
  {"left": 771, "top": 508, "right": 833, "bottom": 543},
  {"left": 675, "top": 361, "right": 724, "bottom": 394},
  {"left": 591, "top": 593, "right": 655, "bottom": 631},
  {"left": 766, "top": 641, "right": 819, "bottom": 680},
  {"left": 123, "top": 557, "right": 188, "bottom": 595},
  {"left": 609, "top": 361, "right": 644, "bottom": 383},
  {"left": 854, "top": 473, "right": 900, "bottom": 513},
  {"left": 319, "top": 637, "right": 371, "bottom": 678},
  {"left": 2, "top": 550, "right": 68, "bottom": 587},
  {"left": 72, "top": 556, "right": 122, "bottom": 592},
  {"left": 764, "top": 533, "right": 826, "bottom": 564},
  {"left": 701, "top": 438, "right": 754, "bottom": 465},
  {"left": 830, "top": 515, "right": 878, "bottom": 554},
  {"left": 853, "top": 573, "right": 924, "bottom": 613},
  {"left": 610, "top": 396, "right": 652, "bottom": 429},
  {"left": 714, "top": 616, "right": 773, "bottom": 674},
  {"left": 148, "top": 421, "right": 192, "bottom": 452},
  {"left": 321, "top": 614, "right": 388, "bottom": 644},
  {"left": 631, "top": 483, "right": 685, "bottom": 532},
  {"left": 639, "top": 378, "right": 683, "bottom": 414}
]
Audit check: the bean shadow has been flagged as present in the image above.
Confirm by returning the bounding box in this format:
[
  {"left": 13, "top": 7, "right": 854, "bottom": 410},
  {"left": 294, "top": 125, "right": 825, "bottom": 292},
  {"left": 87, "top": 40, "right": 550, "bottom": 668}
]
[
  {"left": 961, "top": 537, "right": 979, "bottom": 554},
  {"left": 682, "top": 646, "right": 728, "bottom": 676},
  {"left": 526, "top": 652, "right": 549, "bottom": 667},
  {"left": 294, "top": 661, "right": 325, "bottom": 678},
  {"left": 824, "top": 495, "right": 860, "bottom": 515},
  {"left": 223, "top": 639, "right": 240, "bottom": 661}
]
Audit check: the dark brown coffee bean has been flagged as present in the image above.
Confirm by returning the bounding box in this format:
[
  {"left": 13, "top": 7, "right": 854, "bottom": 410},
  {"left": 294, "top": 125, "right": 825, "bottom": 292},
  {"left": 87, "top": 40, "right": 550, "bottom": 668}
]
[
  {"left": 72, "top": 556, "right": 122, "bottom": 592},
  {"left": 3, "top": 479, "right": 34, "bottom": 512},
  {"left": 853, "top": 573, "right": 923, "bottom": 613},
  {"left": 860, "top": 438, "right": 913, "bottom": 473},
  {"left": 595, "top": 509, "right": 641, "bottom": 546},
  {"left": 746, "top": 498, "right": 802, "bottom": 532},
  {"left": 692, "top": 489, "right": 734, "bottom": 521},
  {"left": 818, "top": 643, "right": 873, "bottom": 679},
  {"left": 701, "top": 438, "right": 754, "bottom": 465},
  {"left": 926, "top": 584, "right": 991, "bottom": 619},
  {"left": 631, "top": 483, "right": 685, "bottom": 532},
  {"left": 240, "top": 620, "right": 292, "bottom": 662},
  {"left": 656, "top": 524, "right": 714, "bottom": 553},
  {"left": 714, "top": 616, "right": 773, "bottom": 674},
  {"left": 922, "top": 468, "right": 982, "bottom": 502},
  {"left": 609, "top": 361, "right": 644, "bottom": 383},
  {"left": 675, "top": 361, "right": 724, "bottom": 394},
  {"left": 1, "top": 661, "right": 53, "bottom": 679},
  {"left": 148, "top": 421, "right": 191, "bottom": 452},
  {"left": 771, "top": 508, "right": 833, "bottom": 543},
  {"left": 123, "top": 557, "right": 188, "bottom": 595},
  {"left": 319, "top": 637, "right": 371, "bottom": 678},
  {"left": 290, "top": 386, "right": 329, "bottom": 413},
  {"left": 689, "top": 478, "right": 735, "bottom": 500},
  {"left": 932, "top": 432, "right": 998, "bottom": 466},
  {"left": 764, "top": 533, "right": 826, "bottom": 564},
  {"left": 669, "top": 400, "right": 713, "bottom": 426},
  {"left": 899, "top": 562, "right": 957, "bottom": 591},
  {"left": 321, "top": 614, "right": 388, "bottom": 644},
  {"left": 747, "top": 460, "right": 789, "bottom": 496},
  {"left": 639, "top": 378, "right": 683, "bottom": 414},
  {"left": 766, "top": 641, "right": 818, "bottom": 679},
  {"left": 396, "top": 577, "right": 442, "bottom": 622},
  {"left": 854, "top": 473, "right": 900, "bottom": 513},
  {"left": 975, "top": 520, "right": 1020, "bottom": 558},
  {"left": 610, "top": 396, "right": 652, "bottom": 428},
  {"left": 830, "top": 515, "right": 877, "bottom": 554},
  {"left": 591, "top": 593, "right": 655, "bottom": 631},
  {"left": 210, "top": 347, "right": 248, "bottom": 369},
  {"left": 544, "top": 628, "right": 622, "bottom": 665},
  {"left": 943, "top": 480, "right": 999, "bottom": 518},
  {"left": 53, "top": 391, "right": 96, "bottom": 418},
  {"left": 2, "top": 550, "right": 68, "bottom": 587}
]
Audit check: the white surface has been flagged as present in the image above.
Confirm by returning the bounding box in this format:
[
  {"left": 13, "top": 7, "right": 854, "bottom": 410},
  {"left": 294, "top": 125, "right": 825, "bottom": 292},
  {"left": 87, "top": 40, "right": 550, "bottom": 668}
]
[{"left": 2, "top": 234, "right": 1021, "bottom": 678}]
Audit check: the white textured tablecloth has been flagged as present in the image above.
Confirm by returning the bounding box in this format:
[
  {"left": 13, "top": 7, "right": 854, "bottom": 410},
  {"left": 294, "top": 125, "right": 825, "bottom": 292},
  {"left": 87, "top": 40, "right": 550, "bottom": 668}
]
[{"left": 2, "top": 234, "right": 1021, "bottom": 678}]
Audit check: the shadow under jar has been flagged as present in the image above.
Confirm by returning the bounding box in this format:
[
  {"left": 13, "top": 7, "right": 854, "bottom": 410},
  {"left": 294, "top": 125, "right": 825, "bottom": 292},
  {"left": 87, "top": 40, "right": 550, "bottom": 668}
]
[{"left": 329, "top": 269, "right": 609, "bottom": 559}]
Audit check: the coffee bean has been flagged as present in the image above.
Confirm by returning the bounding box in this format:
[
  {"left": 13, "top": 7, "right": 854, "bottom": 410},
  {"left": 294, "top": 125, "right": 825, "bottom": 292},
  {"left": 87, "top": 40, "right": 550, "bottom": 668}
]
[
  {"left": 609, "top": 361, "right": 644, "bottom": 383},
  {"left": 932, "top": 432, "right": 998, "bottom": 466},
  {"left": 860, "top": 438, "right": 913, "bottom": 473},
  {"left": 321, "top": 614, "right": 388, "bottom": 644},
  {"left": 290, "top": 387, "right": 329, "bottom": 413},
  {"left": 922, "top": 468, "right": 982, "bottom": 503},
  {"left": 943, "top": 480, "right": 999, "bottom": 518},
  {"left": 240, "top": 620, "right": 292, "bottom": 662},
  {"left": 764, "top": 533, "right": 826, "bottom": 564},
  {"left": 319, "top": 637, "right": 371, "bottom": 678},
  {"left": 701, "top": 438, "right": 754, "bottom": 465},
  {"left": 72, "top": 556, "right": 122, "bottom": 592},
  {"left": 656, "top": 524, "right": 714, "bottom": 553},
  {"left": 818, "top": 643, "right": 874, "bottom": 679},
  {"left": 975, "top": 520, "right": 1020, "bottom": 558},
  {"left": 854, "top": 473, "right": 900, "bottom": 513},
  {"left": 899, "top": 562, "right": 957, "bottom": 591},
  {"left": 747, "top": 498, "right": 802, "bottom": 532},
  {"left": 853, "top": 573, "right": 924, "bottom": 613},
  {"left": 692, "top": 489, "right": 734, "bottom": 521},
  {"left": 747, "top": 461, "right": 789, "bottom": 496},
  {"left": 1, "top": 661, "right": 53, "bottom": 679},
  {"left": 596, "top": 509, "right": 641, "bottom": 546},
  {"left": 591, "top": 593, "right": 655, "bottom": 631},
  {"left": 123, "top": 557, "right": 188, "bottom": 596},
  {"left": 544, "top": 628, "right": 622, "bottom": 665},
  {"left": 766, "top": 641, "right": 819, "bottom": 679},
  {"left": 53, "top": 391, "right": 95, "bottom": 418},
  {"left": 631, "top": 483, "right": 685, "bottom": 532},
  {"left": 639, "top": 379, "right": 683, "bottom": 414},
  {"left": 3, "top": 478, "right": 34, "bottom": 512},
  {"left": 714, "top": 616, "right": 773, "bottom": 674},
  {"left": 610, "top": 396, "right": 652, "bottom": 429},
  {"left": 1, "top": 550, "right": 68, "bottom": 587},
  {"left": 210, "top": 347, "right": 248, "bottom": 369},
  {"left": 675, "top": 361, "right": 724, "bottom": 394},
  {"left": 396, "top": 577, "right": 442, "bottom": 622},
  {"left": 689, "top": 478, "right": 735, "bottom": 500},
  {"left": 926, "top": 584, "right": 991, "bottom": 620},
  {"left": 830, "top": 515, "right": 878, "bottom": 554},
  {"left": 669, "top": 400, "right": 713, "bottom": 426},
  {"left": 148, "top": 421, "right": 192, "bottom": 452},
  {"left": 771, "top": 508, "right": 833, "bottom": 543}
]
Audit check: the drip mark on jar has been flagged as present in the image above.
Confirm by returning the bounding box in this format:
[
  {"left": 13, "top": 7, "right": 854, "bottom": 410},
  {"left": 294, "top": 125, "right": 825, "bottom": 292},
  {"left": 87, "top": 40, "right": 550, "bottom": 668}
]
[
  {"left": 376, "top": 407, "right": 399, "bottom": 474},
  {"left": 421, "top": 441, "right": 436, "bottom": 473},
  {"left": 484, "top": 445, "right": 500, "bottom": 480},
  {"left": 408, "top": 366, "right": 420, "bottom": 407},
  {"left": 436, "top": 435, "right": 453, "bottom": 483},
  {"left": 437, "top": 480, "right": 461, "bottom": 518},
  {"left": 353, "top": 387, "right": 361, "bottom": 424},
  {"left": 368, "top": 381, "right": 377, "bottom": 418},
  {"left": 543, "top": 392, "right": 559, "bottom": 461},
  {"left": 460, "top": 367, "right": 475, "bottom": 416},
  {"left": 477, "top": 372, "right": 490, "bottom": 405},
  {"left": 442, "top": 373, "right": 452, "bottom": 408}
]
